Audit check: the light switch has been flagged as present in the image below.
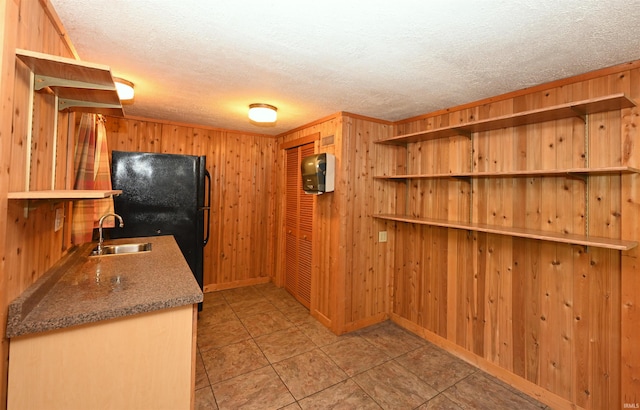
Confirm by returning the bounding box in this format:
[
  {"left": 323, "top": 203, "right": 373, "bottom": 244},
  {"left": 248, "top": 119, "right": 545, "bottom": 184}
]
[{"left": 378, "top": 231, "right": 387, "bottom": 243}]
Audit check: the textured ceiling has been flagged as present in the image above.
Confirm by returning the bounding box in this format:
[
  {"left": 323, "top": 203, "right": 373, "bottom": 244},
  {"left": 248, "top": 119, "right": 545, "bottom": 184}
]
[{"left": 50, "top": 0, "right": 640, "bottom": 136}]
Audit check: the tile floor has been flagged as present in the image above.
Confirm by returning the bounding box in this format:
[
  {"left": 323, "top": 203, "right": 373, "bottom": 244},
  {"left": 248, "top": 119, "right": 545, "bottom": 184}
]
[{"left": 194, "top": 283, "right": 550, "bottom": 410}]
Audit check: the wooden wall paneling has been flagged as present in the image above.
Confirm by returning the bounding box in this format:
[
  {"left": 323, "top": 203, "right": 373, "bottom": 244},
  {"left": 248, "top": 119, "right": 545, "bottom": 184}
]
[
  {"left": 104, "top": 118, "right": 277, "bottom": 290},
  {"left": 510, "top": 95, "right": 532, "bottom": 379},
  {"left": 211, "top": 130, "right": 230, "bottom": 287},
  {"left": 258, "top": 137, "right": 278, "bottom": 282},
  {"left": 0, "top": 3, "right": 20, "bottom": 405},
  {"left": 620, "top": 68, "right": 640, "bottom": 404},
  {"left": 572, "top": 245, "right": 591, "bottom": 408},
  {"left": 236, "top": 135, "right": 252, "bottom": 282},
  {"left": 343, "top": 117, "right": 389, "bottom": 326},
  {"left": 620, "top": 255, "right": 640, "bottom": 407},
  {"left": 471, "top": 103, "right": 490, "bottom": 355},
  {"left": 487, "top": 100, "right": 516, "bottom": 370},
  {"left": 220, "top": 131, "right": 237, "bottom": 285},
  {"left": 585, "top": 79, "right": 623, "bottom": 407},
  {"left": 330, "top": 115, "right": 351, "bottom": 332},
  {"left": 160, "top": 124, "right": 189, "bottom": 154},
  {"left": 446, "top": 115, "right": 472, "bottom": 345},
  {"left": 341, "top": 118, "right": 356, "bottom": 324},
  {"left": 3, "top": 1, "right": 79, "bottom": 407},
  {"left": 30, "top": 92, "right": 55, "bottom": 191},
  {"left": 386, "top": 66, "right": 640, "bottom": 408},
  {"left": 9, "top": 63, "right": 30, "bottom": 192}
]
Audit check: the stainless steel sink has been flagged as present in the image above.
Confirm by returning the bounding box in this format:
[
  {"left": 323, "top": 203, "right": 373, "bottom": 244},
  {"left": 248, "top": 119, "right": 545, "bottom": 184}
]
[{"left": 90, "top": 242, "right": 152, "bottom": 256}]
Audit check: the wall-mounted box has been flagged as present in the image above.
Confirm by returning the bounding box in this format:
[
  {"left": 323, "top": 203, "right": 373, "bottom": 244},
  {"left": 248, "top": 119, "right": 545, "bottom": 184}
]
[{"left": 301, "top": 153, "right": 335, "bottom": 194}]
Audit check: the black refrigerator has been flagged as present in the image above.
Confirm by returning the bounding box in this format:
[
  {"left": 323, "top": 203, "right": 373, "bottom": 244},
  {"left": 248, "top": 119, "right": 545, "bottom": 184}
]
[{"left": 110, "top": 151, "right": 210, "bottom": 308}]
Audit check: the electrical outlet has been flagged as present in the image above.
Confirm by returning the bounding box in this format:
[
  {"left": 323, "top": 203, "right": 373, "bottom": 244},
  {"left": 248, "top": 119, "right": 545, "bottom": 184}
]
[
  {"left": 378, "top": 231, "right": 387, "bottom": 243},
  {"left": 54, "top": 207, "right": 64, "bottom": 232}
]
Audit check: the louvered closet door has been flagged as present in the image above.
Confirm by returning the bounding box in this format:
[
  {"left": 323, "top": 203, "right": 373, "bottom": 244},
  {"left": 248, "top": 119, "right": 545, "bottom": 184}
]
[{"left": 285, "top": 143, "right": 315, "bottom": 308}]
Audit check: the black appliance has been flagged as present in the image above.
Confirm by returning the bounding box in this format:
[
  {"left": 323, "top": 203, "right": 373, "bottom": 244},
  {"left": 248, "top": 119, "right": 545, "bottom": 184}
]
[{"left": 110, "top": 151, "right": 210, "bottom": 309}]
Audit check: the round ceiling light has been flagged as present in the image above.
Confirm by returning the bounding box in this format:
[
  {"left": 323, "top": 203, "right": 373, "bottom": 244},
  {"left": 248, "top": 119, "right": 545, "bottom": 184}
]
[
  {"left": 248, "top": 103, "right": 277, "bottom": 123},
  {"left": 114, "top": 77, "right": 135, "bottom": 102}
]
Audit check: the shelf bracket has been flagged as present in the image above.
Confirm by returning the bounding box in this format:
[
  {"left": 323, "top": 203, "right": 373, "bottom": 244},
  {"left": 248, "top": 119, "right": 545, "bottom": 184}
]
[
  {"left": 34, "top": 74, "right": 115, "bottom": 92},
  {"left": 452, "top": 176, "right": 472, "bottom": 183},
  {"left": 566, "top": 172, "right": 588, "bottom": 183},
  {"left": 58, "top": 98, "right": 122, "bottom": 112},
  {"left": 571, "top": 107, "right": 587, "bottom": 122},
  {"left": 455, "top": 126, "right": 473, "bottom": 139}
]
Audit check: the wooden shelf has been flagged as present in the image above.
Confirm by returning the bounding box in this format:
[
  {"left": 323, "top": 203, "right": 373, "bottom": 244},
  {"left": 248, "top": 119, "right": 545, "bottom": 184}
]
[
  {"left": 8, "top": 190, "right": 122, "bottom": 200},
  {"left": 373, "top": 214, "right": 637, "bottom": 251},
  {"left": 376, "top": 94, "right": 636, "bottom": 145},
  {"left": 374, "top": 166, "right": 640, "bottom": 180},
  {"left": 16, "top": 49, "right": 124, "bottom": 117}
]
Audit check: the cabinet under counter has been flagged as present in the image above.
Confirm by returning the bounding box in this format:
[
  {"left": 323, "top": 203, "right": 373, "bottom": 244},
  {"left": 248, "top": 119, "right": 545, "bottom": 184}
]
[{"left": 6, "top": 235, "right": 203, "bottom": 410}]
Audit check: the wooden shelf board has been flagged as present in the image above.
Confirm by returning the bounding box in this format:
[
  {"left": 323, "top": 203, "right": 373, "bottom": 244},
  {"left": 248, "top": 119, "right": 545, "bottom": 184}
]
[
  {"left": 16, "top": 49, "right": 124, "bottom": 117},
  {"left": 8, "top": 190, "right": 122, "bottom": 200},
  {"left": 374, "top": 166, "right": 640, "bottom": 180},
  {"left": 373, "top": 213, "right": 637, "bottom": 251},
  {"left": 376, "top": 94, "right": 636, "bottom": 145}
]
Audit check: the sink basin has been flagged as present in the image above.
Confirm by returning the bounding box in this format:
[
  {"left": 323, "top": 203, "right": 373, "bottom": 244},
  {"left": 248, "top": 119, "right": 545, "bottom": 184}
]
[{"left": 90, "top": 242, "right": 152, "bottom": 256}]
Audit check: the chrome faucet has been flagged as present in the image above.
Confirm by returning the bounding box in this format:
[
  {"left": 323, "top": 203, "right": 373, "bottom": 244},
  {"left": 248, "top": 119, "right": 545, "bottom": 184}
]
[{"left": 97, "top": 213, "right": 124, "bottom": 255}]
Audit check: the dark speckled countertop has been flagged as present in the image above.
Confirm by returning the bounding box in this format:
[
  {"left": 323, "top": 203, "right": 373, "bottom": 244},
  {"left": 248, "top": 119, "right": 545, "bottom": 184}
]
[{"left": 6, "top": 235, "right": 203, "bottom": 338}]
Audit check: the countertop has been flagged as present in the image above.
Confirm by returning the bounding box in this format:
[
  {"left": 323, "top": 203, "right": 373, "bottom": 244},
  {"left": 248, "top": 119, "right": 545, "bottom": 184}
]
[{"left": 6, "top": 235, "right": 203, "bottom": 338}]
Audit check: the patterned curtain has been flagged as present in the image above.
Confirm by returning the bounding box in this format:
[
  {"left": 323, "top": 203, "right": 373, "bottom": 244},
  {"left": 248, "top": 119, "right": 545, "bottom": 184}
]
[{"left": 71, "top": 113, "right": 114, "bottom": 244}]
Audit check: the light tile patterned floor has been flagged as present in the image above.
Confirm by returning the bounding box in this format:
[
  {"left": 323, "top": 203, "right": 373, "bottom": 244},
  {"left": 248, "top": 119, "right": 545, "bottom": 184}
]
[{"left": 195, "top": 283, "right": 550, "bottom": 410}]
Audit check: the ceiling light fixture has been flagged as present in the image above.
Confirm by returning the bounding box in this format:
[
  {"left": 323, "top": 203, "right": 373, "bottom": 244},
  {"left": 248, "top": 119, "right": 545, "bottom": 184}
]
[
  {"left": 114, "top": 77, "right": 135, "bottom": 102},
  {"left": 248, "top": 103, "right": 277, "bottom": 123}
]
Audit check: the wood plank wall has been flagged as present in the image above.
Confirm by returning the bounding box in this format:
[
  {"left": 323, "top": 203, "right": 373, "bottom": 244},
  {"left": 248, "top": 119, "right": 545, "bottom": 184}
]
[
  {"left": 104, "top": 117, "right": 278, "bottom": 291},
  {"left": 275, "top": 113, "right": 394, "bottom": 334},
  {"left": 388, "top": 66, "right": 640, "bottom": 409},
  {"left": 1, "top": 1, "right": 77, "bottom": 408}
]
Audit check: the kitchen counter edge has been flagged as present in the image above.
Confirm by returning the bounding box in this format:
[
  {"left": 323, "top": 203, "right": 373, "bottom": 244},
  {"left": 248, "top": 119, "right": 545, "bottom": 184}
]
[{"left": 6, "top": 236, "right": 203, "bottom": 338}]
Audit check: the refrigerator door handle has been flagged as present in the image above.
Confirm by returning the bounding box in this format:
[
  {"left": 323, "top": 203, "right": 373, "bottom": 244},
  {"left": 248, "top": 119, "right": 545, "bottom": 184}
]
[{"left": 203, "top": 169, "right": 211, "bottom": 246}]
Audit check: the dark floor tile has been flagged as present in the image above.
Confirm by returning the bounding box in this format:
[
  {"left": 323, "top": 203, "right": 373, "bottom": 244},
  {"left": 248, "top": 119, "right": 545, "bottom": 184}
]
[
  {"left": 321, "top": 336, "right": 390, "bottom": 376},
  {"left": 395, "top": 344, "right": 477, "bottom": 391},
  {"left": 296, "top": 319, "right": 342, "bottom": 347},
  {"left": 201, "top": 339, "right": 269, "bottom": 384},
  {"left": 198, "top": 301, "right": 237, "bottom": 326},
  {"left": 277, "top": 303, "right": 313, "bottom": 325},
  {"left": 442, "top": 373, "right": 546, "bottom": 409},
  {"left": 254, "top": 327, "right": 316, "bottom": 363},
  {"left": 229, "top": 297, "right": 278, "bottom": 319},
  {"left": 195, "top": 348, "right": 210, "bottom": 390},
  {"left": 195, "top": 284, "right": 549, "bottom": 410},
  {"left": 220, "top": 286, "right": 264, "bottom": 304},
  {"left": 280, "top": 403, "right": 303, "bottom": 410},
  {"left": 203, "top": 290, "right": 227, "bottom": 305},
  {"left": 197, "top": 318, "right": 251, "bottom": 352},
  {"left": 273, "top": 349, "right": 348, "bottom": 400},
  {"left": 355, "top": 320, "right": 426, "bottom": 358},
  {"left": 482, "top": 373, "right": 548, "bottom": 408},
  {"left": 240, "top": 309, "right": 294, "bottom": 337},
  {"left": 212, "top": 366, "right": 295, "bottom": 410},
  {"left": 353, "top": 360, "right": 438, "bottom": 409},
  {"left": 266, "top": 290, "right": 306, "bottom": 311},
  {"left": 416, "top": 393, "right": 463, "bottom": 409},
  {"left": 194, "top": 385, "right": 218, "bottom": 410},
  {"left": 298, "top": 379, "right": 382, "bottom": 409}
]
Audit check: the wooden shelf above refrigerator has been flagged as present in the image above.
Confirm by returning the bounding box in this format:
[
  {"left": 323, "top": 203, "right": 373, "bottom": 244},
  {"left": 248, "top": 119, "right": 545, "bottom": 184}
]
[{"left": 16, "top": 48, "right": 124, "bottom": 117}]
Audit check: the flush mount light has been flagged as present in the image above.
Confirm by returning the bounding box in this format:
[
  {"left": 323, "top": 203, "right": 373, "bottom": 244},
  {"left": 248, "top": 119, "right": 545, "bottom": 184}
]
[
  {"left": 248, "top": 103, "right": 277, "bottom": 123},
  {"left": 114, "top": 77, "right": 135, "bottom": 102}
]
